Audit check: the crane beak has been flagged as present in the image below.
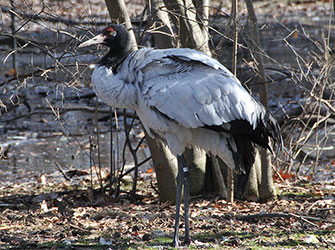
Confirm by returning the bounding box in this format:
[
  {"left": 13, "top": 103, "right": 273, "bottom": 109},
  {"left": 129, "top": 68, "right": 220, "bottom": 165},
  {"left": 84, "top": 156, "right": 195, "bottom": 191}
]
[{"left": 78, "top": 33, "right": 105, "bottom": 48}]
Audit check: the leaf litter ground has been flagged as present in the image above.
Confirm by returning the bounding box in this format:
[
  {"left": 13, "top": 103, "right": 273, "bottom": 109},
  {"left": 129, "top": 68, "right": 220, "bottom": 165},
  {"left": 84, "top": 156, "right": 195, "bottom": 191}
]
[{"left": 0, "top": 168, "right": 334, "bottom": 249}]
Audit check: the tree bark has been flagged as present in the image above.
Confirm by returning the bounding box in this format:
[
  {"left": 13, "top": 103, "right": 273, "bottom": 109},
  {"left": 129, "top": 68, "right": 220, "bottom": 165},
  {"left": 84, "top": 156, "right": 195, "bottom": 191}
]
[
  {"left": 105, "top": 0, "right": 138, "bottom": 51},
  {"left": 183, "top": 147, "right": 206, "bottom": 196},
  {"left": 194, "top": 0, "right": 210, "bottom": 51},
  {"left": 163, "top": 0, "right": 211, "bottom": 54},
  {"left": 211, "top": 156, "right": 227, "bottom": 198},
  {"left": 146, "top": 0, "right": 209, "bottom": 202},
  {"left": 242, "top": 148, "right": 261, "bottom": 201},
  {"left": 245, "top": 0, "right": 276, "bottom": 200},
  {"left": 150, "top": 0, "right": 176, "bottom": 48},
  {"left": 147, "top": 137, "right": 178, "bottom": 202}
]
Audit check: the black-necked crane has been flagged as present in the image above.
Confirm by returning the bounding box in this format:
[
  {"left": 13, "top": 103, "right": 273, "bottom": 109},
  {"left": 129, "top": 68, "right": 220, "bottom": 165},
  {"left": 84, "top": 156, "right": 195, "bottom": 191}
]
[{"left": 79, "top": 24, "right": 282, "bottom": 247}]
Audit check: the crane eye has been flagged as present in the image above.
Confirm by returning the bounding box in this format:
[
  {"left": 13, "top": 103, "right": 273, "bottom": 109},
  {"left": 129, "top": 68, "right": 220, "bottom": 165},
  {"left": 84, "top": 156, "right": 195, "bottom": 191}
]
[{"left": 110, "top": 30, "right": 117, "bottom": 37}]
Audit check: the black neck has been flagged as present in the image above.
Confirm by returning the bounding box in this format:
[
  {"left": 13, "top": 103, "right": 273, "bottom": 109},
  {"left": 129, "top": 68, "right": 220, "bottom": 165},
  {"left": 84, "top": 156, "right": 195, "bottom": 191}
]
[{"left": 98, "top": 48, "right": 131, "bottom": 73}]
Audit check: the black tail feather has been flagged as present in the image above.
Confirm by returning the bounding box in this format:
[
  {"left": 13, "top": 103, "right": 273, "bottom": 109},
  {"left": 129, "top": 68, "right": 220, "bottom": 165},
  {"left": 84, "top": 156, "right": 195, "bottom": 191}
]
[
  {"left": 204, "top": 109, "right": 282, "bottom": 195},
  {"left": 230, "top": 134, "right": 256, "bottom": 195}
]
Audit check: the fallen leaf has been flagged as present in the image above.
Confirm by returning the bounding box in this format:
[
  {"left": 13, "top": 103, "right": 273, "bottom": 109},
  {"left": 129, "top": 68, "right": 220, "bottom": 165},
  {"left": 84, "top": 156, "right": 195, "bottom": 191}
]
[
  {"left": 292, "top": 30, "right": 299, "bottom": 39},
  {"left": 146, "top": 168, "right": 153, "bottom": 174},
  {"left": 9, "top": 68, "right": 16, "bottom": 76}
]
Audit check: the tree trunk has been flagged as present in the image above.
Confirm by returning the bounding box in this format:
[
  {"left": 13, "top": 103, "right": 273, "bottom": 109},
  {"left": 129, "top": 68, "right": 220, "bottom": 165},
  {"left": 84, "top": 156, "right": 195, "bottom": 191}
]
[
  {"left": 147, "top": 137, "right": 178, "bottom": 202},
  {"left": 163, "top": 0, "right": 211, "bottom": 54},
  {"left": 245, "top": 0, "right": 276, "bottom": 200},
  {"left": 183, "top": 147, "right": 207, "bottom": 196},
  {"left": 150, "top": 0, "right": 176, "bottom": 48},
  {"left": 211, "top": 156, "right": 227, "bottom": 198},
  {"left": 259, "top": 148, "right": 276, "bottom": 200},
  {"left": 105, "top": 0, "right": 138, "bottom": 51},
  {"left": 147, "top": 0, "right": 209, "bottom": 202},
  {"left": 194, "top": 0, "right": 210, "bottom": 50},
  {"left": 242, "top": 148, "right": 262, "bottom": 201}
]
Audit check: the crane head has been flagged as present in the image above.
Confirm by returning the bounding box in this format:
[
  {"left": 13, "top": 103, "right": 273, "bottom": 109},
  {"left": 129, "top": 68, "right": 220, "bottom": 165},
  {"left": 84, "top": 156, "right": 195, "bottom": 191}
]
[{"left": 78, "top": 24, "right": 129, "bottom": 50}]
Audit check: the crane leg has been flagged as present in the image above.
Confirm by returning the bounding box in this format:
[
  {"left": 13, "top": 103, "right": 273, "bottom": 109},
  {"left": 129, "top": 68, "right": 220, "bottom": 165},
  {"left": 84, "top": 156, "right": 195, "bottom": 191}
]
[
  {"left": 172, "top": 155, "right": 183, "bottom": 247},
  {"left": 172, "top": 155, "right": 190, "bottom": 247},
  {"left": 183, "top": 157, "right": 190, "bottom": 245}
]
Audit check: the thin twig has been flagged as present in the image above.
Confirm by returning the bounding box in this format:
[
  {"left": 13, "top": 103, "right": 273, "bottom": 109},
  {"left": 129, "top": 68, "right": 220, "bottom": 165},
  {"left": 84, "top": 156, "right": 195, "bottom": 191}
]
[
  {"left": 119, "top": 156, "right": 152, "bottom": 178},
  {"left": 54, "top": 161, "right": 71, "bottom": 181}
]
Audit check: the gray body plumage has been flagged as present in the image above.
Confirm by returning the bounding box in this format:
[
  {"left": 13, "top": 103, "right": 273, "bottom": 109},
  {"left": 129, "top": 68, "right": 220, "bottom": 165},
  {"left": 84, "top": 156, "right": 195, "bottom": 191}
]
[{"left": 92, "top": 47, "right": 275, "bottom": 174}]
